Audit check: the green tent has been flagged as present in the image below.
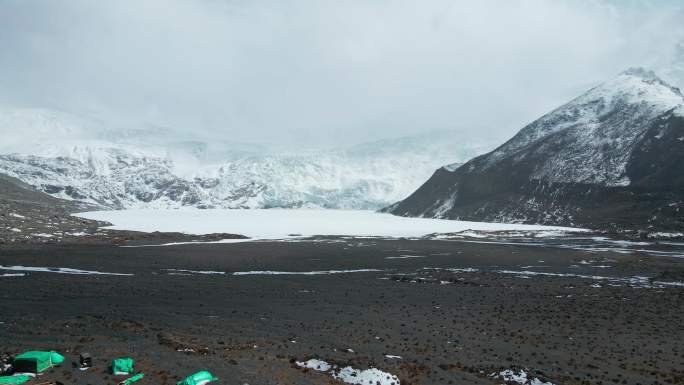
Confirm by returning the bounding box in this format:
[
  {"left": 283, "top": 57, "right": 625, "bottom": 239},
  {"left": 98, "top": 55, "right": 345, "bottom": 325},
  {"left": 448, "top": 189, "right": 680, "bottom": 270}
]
[
  {"left": 13, "top": 351, "right": 64, "bottom": 373},
  {"left": 0, "top": 375, "right": 32, "bottom": 385},
  {"left": 177, "top": 371, "right": 218, "bottom": 385},
  {"left": 111, "top": 358, "right": 135, "bottom": 375},
  {"left": 120, "top": 372, "right": 144, "bottom": 385}
]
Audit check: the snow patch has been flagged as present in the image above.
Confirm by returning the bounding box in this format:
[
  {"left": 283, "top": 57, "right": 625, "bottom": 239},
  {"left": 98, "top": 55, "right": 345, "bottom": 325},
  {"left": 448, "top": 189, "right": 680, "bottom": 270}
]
[
  {"left": 333, "top": 366, "right": 400, "bottom": 385},
  {"left": 0, "top": 265, "right": 133, "bottom": 276},
  {"left": 66, "top": 232, "right": 90, "bottom": 236},
  {"left": 32, "top": 233, "right": 54, "bottom": 238},
  {"left": 422, "top": 267, "right": 479, "bottom": 273},
  {"left": 296, "top": 358, "right": 400, "bottom": 385},
  {"left": 431, "top": 229, "right": 575, "bottom": 240},
  {"left": 648, "top": 232, "right": 684, "bottom": 239},
  {"left": 491, "top": 369, "right": 554, "bottom": 385},
  {"left": 296, "top": 359, "right": 332, "bottom": 372},
  {"left": 1, "top": 273, "right": 26, "bottom": 277},
  {"left": 233, "top": 269, "right": 384, "bottom": 276},
  {"left": 122, "top": 238, "right": 253, "bottom": 247},
  {"left": 165, "top": 269, "right": 225, "bottom": 275},
  {"left": 495, "top": 269, "right": 683, "bottom": 288}
]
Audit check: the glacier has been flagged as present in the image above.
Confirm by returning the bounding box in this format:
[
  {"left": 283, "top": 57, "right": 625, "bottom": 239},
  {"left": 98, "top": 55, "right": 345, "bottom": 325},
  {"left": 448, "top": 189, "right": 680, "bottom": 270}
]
[{"left": 0, "top": 107, "right": 496, "bottom": 210}]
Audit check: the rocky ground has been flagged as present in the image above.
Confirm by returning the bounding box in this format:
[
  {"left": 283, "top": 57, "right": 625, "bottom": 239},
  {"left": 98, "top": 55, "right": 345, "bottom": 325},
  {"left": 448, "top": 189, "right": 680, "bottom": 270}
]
[
  {"left": 1, "top": 237, "right": 683, "bottom": 385},
  {"left": 1, "top": 172, "right": 683, "bottom": 385},
  {"left": 0, "top": 173, "right": 102, "bottom": 244}
]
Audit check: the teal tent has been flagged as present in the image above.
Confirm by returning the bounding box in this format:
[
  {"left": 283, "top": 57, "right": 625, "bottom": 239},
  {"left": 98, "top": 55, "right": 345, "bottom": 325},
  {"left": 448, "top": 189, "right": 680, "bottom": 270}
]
[
  {"left": 120, "top": 372, "right": 145, "bottom": 385},
  {"left": 177, "top": 371, "right": 218, "bottom": 385},
  {"left": 111, "top": 357, "right": 135, "bottom": 375},
  {"left": 13, "top": 351, "right": 64, "bottom": 373},
  {"left": 0, "top": 375, "right": 32, "bottom": 385}
]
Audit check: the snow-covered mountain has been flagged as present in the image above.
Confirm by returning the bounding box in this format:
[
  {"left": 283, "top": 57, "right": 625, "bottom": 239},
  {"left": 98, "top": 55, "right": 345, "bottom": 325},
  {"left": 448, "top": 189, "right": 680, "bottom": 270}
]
[
  {"left": 0, "top": 108, "right": 495, "bottom": 210},
  {"left": 385, "top": 68, "right": 684, "bottom": 232}
]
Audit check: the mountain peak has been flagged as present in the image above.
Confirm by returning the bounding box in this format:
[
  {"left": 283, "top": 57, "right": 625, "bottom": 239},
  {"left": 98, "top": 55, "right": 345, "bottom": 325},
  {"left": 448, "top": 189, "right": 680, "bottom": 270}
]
[
  {"left": 578, "top": 67, "right": 684, "bottom": 114},
  {"left": 620, "top": 67, "right": 661, "bottom": 81},
  {"left": 615, "top": 67, "right": 682, "bottom": 98},
  {"left": 485, "top": 68, "right": 684, "bottom": 166}
]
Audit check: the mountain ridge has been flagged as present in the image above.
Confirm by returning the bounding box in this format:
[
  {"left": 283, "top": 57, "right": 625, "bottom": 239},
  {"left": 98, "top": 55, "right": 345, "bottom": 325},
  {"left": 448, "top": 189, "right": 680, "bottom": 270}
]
[
  {"left": 384, "top": 68, "right": 684, "bottom": 232},
  {"left": 0, "top": 114, "right": 496, "bottom": 210}
]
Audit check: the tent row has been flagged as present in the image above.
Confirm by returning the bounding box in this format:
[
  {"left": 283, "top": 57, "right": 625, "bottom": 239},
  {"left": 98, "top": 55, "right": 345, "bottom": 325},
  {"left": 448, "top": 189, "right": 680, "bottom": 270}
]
[{"left": 0, "top": 351, "right": 217, "bottom": 385}]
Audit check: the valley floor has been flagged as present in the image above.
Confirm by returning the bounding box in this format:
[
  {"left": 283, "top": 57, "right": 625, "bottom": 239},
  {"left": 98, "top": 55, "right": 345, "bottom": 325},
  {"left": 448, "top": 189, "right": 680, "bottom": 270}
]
[{"left": 1, "top": 237, "right": 683, "bottom": 385}]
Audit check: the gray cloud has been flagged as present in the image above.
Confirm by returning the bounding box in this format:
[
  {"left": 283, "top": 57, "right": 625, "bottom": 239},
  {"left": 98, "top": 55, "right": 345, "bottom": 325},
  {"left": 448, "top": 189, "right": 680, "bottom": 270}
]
[{"left": 0, "top": 0, "right": 682, "bottom": 147}]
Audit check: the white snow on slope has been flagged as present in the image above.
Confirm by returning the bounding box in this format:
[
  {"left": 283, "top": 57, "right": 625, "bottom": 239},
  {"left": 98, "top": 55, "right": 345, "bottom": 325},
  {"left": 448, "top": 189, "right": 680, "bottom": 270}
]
[
  {"left": 75, "top": 209, "right": 581, "bottom": 240},
  {"left": 0, "top": 138, "right": 492, "bottom": 210},
  {"left": 481, "top": 68, "right": 684, "bottom": 187},
  {"left": 0, "top": 265, "right": 132, "bottom": 276}
]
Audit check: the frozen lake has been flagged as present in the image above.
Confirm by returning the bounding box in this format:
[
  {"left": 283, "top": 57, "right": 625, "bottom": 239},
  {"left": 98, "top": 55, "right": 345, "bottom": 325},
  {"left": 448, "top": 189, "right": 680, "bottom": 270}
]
[{"left": 75, "top": 209, "right": 580, "bottom": 240}]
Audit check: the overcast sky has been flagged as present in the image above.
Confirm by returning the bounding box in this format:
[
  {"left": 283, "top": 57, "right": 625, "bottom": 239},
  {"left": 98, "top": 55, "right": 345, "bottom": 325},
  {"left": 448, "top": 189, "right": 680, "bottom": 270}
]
[{"left": 0, "top": 0, "right": 683, "bottom": 148}]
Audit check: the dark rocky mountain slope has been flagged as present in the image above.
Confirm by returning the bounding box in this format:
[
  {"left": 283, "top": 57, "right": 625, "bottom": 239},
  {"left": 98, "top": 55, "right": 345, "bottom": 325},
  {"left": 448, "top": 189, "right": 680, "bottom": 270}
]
[
  {"left": 0, "top": 174, "right": 246, "bottom": 245},
  {"left": 384, "top": 68, "right": 684, "bottom": 232},
  {"left": 0, "top": 173, "right": 103, "bottom": 244}
]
